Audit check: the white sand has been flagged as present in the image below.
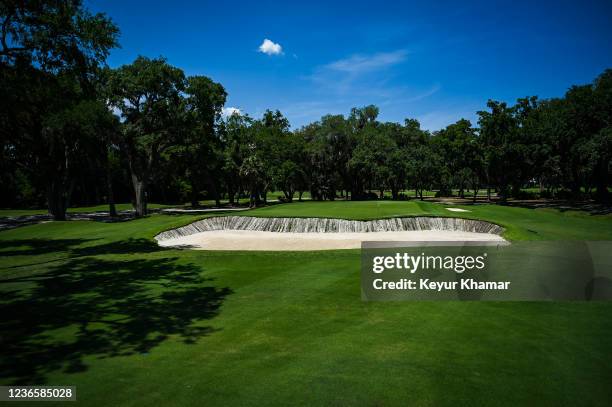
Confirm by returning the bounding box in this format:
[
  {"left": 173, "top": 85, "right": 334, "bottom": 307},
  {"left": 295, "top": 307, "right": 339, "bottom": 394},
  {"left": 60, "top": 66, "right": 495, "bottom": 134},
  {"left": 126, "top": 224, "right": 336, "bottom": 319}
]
[
  {"left": 157, "top": 229, "right": 505, "bottom": 251},
  {"left": 445, "top": 208, "right": 470, "bottom": 212}
]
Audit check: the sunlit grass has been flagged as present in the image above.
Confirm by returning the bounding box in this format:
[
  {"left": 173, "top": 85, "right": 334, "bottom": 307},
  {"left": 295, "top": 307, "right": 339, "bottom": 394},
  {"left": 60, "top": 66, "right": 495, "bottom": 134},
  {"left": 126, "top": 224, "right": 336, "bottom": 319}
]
[{"left": 1, "top": 201, "right": 611, "bottom": 405}]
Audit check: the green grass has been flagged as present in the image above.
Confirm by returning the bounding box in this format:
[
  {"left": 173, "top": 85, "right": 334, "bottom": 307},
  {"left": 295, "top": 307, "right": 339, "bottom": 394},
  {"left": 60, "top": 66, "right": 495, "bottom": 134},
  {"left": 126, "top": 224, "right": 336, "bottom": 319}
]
[
  {"left": 247, "top": 200, "right": 612, "bottom": 241},
  {"left": 0, "top": 203, "right": 173, "bottom": 218},
  {"left": 1, "top": 202, "right": 612, "bottom": 406}
]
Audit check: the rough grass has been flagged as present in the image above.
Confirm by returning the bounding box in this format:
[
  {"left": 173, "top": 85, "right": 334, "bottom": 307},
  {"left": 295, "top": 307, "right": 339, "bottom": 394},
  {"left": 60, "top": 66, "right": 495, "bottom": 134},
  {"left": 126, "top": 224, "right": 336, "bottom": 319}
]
[
  {"left": 1, "top": 201, "right": 612, "bottom": 405},
  {"left": 0, "top": 203, "right": 173, "bottom": 218}
]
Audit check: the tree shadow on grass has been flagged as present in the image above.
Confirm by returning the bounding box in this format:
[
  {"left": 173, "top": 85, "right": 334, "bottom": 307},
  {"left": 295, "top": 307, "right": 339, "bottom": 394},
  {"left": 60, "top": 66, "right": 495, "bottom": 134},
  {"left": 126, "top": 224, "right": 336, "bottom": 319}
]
[
  {"left": 1, "top": 238, "right": 165, "bottom": 270},
  {"left": 504, "top": 200, "right": 612, "bottom": 215},
  {"left": 0, "top": 237, "right": 167, "bottom": 258},
  {"left": 0, "top": 240, "right": 232, "bottom": 384},
  {"left": 0, "top": 238, "right": 95, "bottom": 257}
]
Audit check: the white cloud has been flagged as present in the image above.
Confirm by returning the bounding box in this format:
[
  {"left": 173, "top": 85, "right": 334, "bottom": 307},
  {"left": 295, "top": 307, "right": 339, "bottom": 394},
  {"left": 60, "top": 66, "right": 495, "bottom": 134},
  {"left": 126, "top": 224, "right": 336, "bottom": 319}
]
[
  {"left": 222, "top": 107, "right": 241, "bottom": 117},
  {"left": 258, "top": 38, "right": 283, "bottom": 55},
  {"left": 308, "top": 49, "right": 409, "bottom": 96},
  {"left": 379, "top": 84, "right": 441, "bottom": 106},
  {"left": 324, "top": 50, "right": 407, "bottom": 74}
]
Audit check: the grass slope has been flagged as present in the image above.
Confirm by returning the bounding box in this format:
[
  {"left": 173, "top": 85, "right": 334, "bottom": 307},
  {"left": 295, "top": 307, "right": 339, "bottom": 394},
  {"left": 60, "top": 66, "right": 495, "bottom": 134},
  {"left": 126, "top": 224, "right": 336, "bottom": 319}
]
[
  {"left": 1, "top": 202, "right": 612, "bottom": 406},
  {"left": 247, "top": 200, "right": 612, "bottom": 241}
]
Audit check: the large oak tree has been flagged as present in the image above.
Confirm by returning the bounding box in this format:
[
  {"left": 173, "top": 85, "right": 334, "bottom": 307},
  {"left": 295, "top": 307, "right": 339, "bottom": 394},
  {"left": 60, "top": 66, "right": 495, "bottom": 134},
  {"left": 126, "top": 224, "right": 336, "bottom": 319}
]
[
  {"left": 1, "top": 0, "right": 118, "bottom": 219},
  {"left": 109, "top": 56, "right": 186, "bottom": 217}
]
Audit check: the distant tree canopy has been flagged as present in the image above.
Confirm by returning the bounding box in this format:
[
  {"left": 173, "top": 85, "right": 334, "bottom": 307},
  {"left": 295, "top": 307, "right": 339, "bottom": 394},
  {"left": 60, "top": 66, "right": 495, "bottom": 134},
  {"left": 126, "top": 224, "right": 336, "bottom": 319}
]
[{"left": 1, "top": 1, "right": 611, "bottom": 218}]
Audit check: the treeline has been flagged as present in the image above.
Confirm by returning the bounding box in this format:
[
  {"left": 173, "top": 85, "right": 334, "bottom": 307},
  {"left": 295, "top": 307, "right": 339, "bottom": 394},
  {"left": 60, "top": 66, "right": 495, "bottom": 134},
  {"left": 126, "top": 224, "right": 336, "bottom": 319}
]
[{"left": 1, "top": 1, "right": 611, "bottom": 220}]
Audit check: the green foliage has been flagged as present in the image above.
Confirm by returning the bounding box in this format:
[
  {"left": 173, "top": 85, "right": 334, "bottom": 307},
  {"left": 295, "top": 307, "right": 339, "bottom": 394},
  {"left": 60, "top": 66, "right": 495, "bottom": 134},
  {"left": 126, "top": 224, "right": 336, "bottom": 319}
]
[
  {"left": 108, "top": 56, "right": 187, "bottom": 216},
  {"left": 1, "top": 0, "right": 119, "bottom": 218},
  {"left": 170, "top": 75, "right": 227, "bottom": 206},
  {"left": 0, "top": 0, "right": 118, "bottom": 70},
  {"left": 2, "top": 2, "right": 611, "bottom": 215},
  {"left": 432, "top": 119, "right": 479, "bottom": 197}
]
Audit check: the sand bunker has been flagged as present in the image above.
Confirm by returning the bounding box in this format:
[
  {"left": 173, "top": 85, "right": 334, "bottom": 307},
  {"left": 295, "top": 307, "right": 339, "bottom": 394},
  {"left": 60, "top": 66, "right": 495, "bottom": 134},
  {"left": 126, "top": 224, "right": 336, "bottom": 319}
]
[
  {"left": 158, "top": 229, "right": 505, "bottom": 251},
  {"left": 155, "top": 216, "right": 506, "bottom": 251}
]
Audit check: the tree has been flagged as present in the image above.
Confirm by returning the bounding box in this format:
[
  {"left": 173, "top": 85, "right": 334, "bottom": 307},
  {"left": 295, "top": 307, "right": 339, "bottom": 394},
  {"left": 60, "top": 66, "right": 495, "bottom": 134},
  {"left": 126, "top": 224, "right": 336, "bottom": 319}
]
[
  {"left": 220, "top": 112, "right": 252, "bottom": 205},
  {"left": 300, "top": 120, "right": 341, "bottom": 201},
  {"left": 42, "top": 98, "right": 118, "bottom": 218},
  {"left": 478, "top": 101, "right": 521, "bottom": 201},
  {"left": 240, "top": 154, "right": 265, "bottom": 208},
  {"left": 350, "top": 124, "right": 395, "bottom": 198},
  {"left": 251, "top": 110, "right": 291, "bottom": 203},
  {"left": 180, "top": 75, "right": 226, "bottom": 207},
  {"left": 386, "top": 149, "right": 408, "bottom": 200},
  {"left": 349, "top": 105, "right": 379, "bottom": 130},
  {"left": 591, "top": 70, "right": 612, "bottom": 201},
  {"left": 272, "top": 134, "right": 305, "bottom": 202},
  {"left": 347, "top": 106, "right": 381, "bottom": 198},
  {"left": 313, "top": 114, "right": 353, "bottom": 199},
  {"left": 109, "top": 56, "right": 186, "bottom": 217},
  {"left": 433, "top": 119, "right": 478, "bottom": 197},
  {"left": 407, "top": 144, "right": 441, "bottom": 200},
  {"left": 0, "top": 0, "right": 118, "bottom": 219}
]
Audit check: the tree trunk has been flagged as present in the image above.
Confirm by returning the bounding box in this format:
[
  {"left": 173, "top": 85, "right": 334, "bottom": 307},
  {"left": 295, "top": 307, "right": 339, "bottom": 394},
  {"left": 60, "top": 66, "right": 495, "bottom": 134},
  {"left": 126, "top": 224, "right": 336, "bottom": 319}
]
[
  {"left": 595, "top": 185, "right": 609, "bottom": 202},
  {"left": 106, "top": 156, "right": 117, "bottom": 217},
  {"left": 190, "top": 179, "right": 199, "bottom": 208},
  {"left": 499, "top": 185, "right": 509, "bottom": 203},
  {"left": 284, "top": 189, "right": 293, "bottom": 202},
  {"left": 132, "top": 174, "right": 147, "bottom": 217},
  {"left": 210, "top": 181, "right": 221, "bottom": 207},
  {"left": 594, "top": 158, "right": 609, "bottom": 202},
  {"left": 94, "top": 184, "right": 101, "bottom": 206},
  {"left": 47, "top": 180, "right": 68, "bottom": 221},
  {"left": 249, "top": 182, "right": 257, "bottom": 208},
  {"left": 298, "top": 191, "right": 304, "bottom": 201},
  {"left": 249, "top": 186, "right": 260, "bottom": 208},
  {"left": 228, "top": 185, "right": 235, "bottom": 205}
]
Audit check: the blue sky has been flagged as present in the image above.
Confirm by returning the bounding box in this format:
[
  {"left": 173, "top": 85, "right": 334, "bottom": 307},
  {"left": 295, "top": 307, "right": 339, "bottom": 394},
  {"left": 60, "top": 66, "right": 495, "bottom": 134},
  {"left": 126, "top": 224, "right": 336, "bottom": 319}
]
[{"left": 88, "top": 0, "right": 612, "bottom": 130}]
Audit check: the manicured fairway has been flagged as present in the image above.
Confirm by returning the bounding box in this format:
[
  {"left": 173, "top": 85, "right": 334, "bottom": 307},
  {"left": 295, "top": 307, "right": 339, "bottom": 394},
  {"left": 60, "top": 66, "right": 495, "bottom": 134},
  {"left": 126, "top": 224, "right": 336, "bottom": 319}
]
[{"left": 1, "top": 202, "right": 612, "bottom": 406}]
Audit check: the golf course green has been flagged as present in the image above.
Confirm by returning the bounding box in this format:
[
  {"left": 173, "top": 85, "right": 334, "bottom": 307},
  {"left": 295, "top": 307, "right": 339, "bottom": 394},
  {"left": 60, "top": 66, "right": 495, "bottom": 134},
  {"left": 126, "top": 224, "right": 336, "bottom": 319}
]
[{"left": 1, "top": 201, "right": 612, "bottom": 406}]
